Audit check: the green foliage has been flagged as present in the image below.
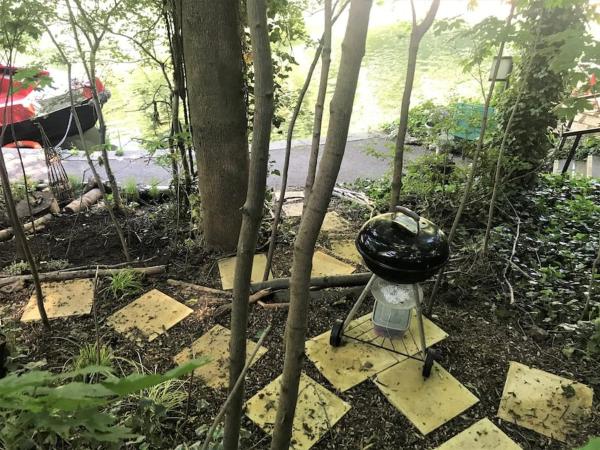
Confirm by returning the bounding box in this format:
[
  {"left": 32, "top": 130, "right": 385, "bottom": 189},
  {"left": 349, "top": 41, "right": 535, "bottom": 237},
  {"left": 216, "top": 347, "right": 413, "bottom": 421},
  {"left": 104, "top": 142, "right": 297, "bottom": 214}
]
[
  {"left": 115, "top": 148, "right": 125, "bottom": 157},
  {"left": 40, "top": 259, "right": 70, "bottom": 272},
  {"left": 3, "top": 260, "right": 30, "bottom": 275},
  {"left": 107, "top": 269, "right": 143, "bottom": 299},
  {"left": 71, "top": 344, "right": 115, "bottom": 374},
  {"left": 0, "top": 0, "right": 52, "bottom": 56},
  {"left": 555, "top": 136, "right": 600, "bottom": 160},
  {"left": 68, "top": 175, "right": 84, "bottom": 196},
  {"left": 578, "top": 437, "right": 600, "bottom": 450},
  {"left": 587, "top": 319, "right": 600, "bottom": 356},
  {"left": 0, "top": 360, "right": 207, "bottom": 449},
  {"left": 148, "top": 178, "right": 161, "bottom": 200},
  {"left": 123, "top": 178, "right": 140, "bottom": 202}
]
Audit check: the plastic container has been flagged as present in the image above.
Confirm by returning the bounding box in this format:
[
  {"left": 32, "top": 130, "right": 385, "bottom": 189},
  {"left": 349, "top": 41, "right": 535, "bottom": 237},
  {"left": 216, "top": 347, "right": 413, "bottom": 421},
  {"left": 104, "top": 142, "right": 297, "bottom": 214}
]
[{"left": 371, "top": 278, "right": 419, "bottom": 338}]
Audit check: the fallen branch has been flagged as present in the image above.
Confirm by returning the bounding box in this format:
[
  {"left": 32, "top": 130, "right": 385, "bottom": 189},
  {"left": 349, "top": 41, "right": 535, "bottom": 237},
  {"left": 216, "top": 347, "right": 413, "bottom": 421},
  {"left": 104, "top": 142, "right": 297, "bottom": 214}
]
[
  {"left": 257, "top": 300, "right": 289, "bottom": 309},
  {"left": 249, "top": 272, "right": 371, "bottom": 292},
  {"left": 213, "top": 288, "right": 272, "bottom": 318},
  {"left": 0, "top": 214, "right": 53, "bottom": 242},
  {"left": 0, "top": 265, "right": 166, "bottom": 287},
  {"left": 167, "top": 278, "right": 230, "bottom": 296}
]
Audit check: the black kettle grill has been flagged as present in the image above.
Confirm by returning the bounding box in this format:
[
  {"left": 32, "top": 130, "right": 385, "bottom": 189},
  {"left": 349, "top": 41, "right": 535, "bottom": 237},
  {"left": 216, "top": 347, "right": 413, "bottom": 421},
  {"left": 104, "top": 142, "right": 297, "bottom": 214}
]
[{"left": 330, "top": 206, "right": 449, "bottom": 377}]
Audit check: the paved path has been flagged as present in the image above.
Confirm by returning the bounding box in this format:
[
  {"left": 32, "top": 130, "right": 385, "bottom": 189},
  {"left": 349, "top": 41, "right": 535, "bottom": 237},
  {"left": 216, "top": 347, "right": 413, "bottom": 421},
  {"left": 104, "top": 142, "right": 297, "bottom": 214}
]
[{"left": 4, "top": 134, "right": 433, "bottom": 189}]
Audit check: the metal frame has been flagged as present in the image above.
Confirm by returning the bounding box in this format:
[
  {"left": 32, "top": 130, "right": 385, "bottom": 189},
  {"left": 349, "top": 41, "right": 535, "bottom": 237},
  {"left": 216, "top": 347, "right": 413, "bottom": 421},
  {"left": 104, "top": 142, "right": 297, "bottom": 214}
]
[{"left": 335, "top": 274, "right": 428, "bottom": 363}]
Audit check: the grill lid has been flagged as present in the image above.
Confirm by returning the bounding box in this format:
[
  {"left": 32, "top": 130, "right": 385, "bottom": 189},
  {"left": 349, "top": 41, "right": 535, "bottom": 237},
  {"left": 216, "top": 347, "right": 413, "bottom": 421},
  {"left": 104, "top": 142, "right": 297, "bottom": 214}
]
[{"left": 355, "top": 207, "right": 449, "bottom": 283}]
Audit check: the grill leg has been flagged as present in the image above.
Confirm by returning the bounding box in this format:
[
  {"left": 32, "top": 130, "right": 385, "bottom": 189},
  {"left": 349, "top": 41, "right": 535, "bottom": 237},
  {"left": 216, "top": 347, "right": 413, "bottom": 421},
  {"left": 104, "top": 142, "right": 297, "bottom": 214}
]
[
  {"left": 414, "top": 285, "right": 427, "bottom": 362},
  {"left": 342, "top": 274, "right": 377, "bottom": 331}
]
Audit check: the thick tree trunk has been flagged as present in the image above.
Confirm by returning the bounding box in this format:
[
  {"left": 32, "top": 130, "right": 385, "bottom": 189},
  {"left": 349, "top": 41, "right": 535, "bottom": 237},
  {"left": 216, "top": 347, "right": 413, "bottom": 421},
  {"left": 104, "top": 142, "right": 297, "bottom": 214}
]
[
  {"left": 269, "top": 1, "right": 372, "bottom": 447},
  {"left": 389, "top": 0, "right": 440, "bottom": 210},
  {"left": 223, "top": 0, "right": 274, "bottom": 448},
  {"left": 304, "top": 0, "right": 332, "bottom": 203},
  {"left": 181, "top": 0, "right": 248, "bottom": 250}
]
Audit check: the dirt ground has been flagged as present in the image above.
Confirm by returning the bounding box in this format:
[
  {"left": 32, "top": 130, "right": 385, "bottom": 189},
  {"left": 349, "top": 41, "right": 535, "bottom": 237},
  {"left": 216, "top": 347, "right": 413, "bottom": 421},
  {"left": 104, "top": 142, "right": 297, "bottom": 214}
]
[{"left": 0, "top": 200, "right": 598, "bottom": 450}]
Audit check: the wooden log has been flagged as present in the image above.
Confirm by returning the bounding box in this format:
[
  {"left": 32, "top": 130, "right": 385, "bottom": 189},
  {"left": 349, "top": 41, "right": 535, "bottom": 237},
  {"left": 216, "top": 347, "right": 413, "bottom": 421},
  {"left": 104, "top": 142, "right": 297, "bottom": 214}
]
[
  {"left": 0, "top": 265, "right": 166, "bottom": 287},
  {"left": 63, "top": 188, "right": 103, "bottom": 213},
  {"left": 0, "top": 214, "right": 53, "bottom": 242},
  {"left": 167, "top": 278, "right": 229, "bottom": 296},
  {"left": 249, "top": 272, "right": 372, "bottom": 292}
]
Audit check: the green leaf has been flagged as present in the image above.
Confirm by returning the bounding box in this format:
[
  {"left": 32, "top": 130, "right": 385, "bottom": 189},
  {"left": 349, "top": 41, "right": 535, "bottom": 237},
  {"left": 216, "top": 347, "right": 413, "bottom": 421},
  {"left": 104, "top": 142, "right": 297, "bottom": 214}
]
[
  {"left": 101, "top": 359, "right": 209, "bottom": 396},
  {"left": 577, "top": 437, "right": 600, "bottom": 450}
]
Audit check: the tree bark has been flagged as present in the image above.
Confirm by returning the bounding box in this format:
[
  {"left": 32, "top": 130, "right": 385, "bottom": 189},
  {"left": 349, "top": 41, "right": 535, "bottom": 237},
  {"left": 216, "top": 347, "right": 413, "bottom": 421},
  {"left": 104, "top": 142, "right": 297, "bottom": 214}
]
[
  {"left": 181, "top": 0, "right": 248, "bottom": 250},
  {"left": 303, "top": 0, "right": 332, "bottom": 203},
  {"left": 389, "top": 0, "right": 440, "bottom": 210},
  {"left": 426, "top": 4, "right": 515, "bottom": 315},
  {"left": 223, "top": 0, "right": 274, "bottom": 448},
  {"left": 270, "top": 1, "right": 372, "bottom": 447}
]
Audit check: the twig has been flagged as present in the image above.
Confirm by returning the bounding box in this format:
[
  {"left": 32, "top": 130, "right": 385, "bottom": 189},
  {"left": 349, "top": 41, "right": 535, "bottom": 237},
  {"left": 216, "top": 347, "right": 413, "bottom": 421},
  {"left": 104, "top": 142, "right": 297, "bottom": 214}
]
[
  {"left": 503, "top": 202, "right": 520, "bottom": 305},
  {"left": 213, "top": 289, "right": 272, "bottom": 318},
  {"left": 201, "top": 323, "right": 272, "bottom": 450},
  {"left": 92, "top": 266, "right": 101, "bottom": 365},
  {"left": 257, "top": 300, "right": 289, "bottom": 309},
  {"left": 167, "top": 278, "right": 230, "bottom": 296}
]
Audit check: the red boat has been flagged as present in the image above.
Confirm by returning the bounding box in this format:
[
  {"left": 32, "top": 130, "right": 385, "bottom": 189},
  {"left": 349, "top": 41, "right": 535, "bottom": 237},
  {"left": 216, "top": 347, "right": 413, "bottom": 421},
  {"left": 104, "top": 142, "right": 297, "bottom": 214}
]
[{"left": 0, "top": 65, "right": 109, "bottom": 147}]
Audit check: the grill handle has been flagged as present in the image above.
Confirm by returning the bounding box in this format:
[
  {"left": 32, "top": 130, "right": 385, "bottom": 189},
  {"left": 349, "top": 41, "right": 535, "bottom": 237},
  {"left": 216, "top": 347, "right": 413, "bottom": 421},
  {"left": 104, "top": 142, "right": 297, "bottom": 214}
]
[{"left": 394, "top": 206, "right": 420, "bottom": 234}]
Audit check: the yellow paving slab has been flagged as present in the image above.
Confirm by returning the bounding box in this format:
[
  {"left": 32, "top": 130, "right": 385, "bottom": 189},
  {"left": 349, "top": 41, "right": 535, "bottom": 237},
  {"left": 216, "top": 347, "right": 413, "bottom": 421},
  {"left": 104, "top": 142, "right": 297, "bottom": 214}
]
[
  {"left": 305, "top": 311, "right": 447, "bottom": 392},
  {"left": 321, "top": 211, "right": 350, "bottom": 233},
  {"left": 274, "top": 190, "right": 304, "bottom": 201},
  {"left": 21, "top": 279, "right": 94, "bottom": 322},
  {"left": 107, "top": 289, "right": 193, "bottom": 342},
  {"left": 344, "top": 312, "right": 448, "bottom": 355},
  {"left": 246, "top": 372, "right": 351, "bottom": 449},
  {"left": 374, "top": 359, "right": 479, "bottom": 435},
  {"left": 497, "top": 361, "right": 594, "bottom": 442},
  {"left": 311, "top": 250, "right": 355, "bottom": 278},
  {"left": 218, "top": 253, "right": 272, "bottom": 290},
  {"left": 282, "top": 201, "right": 304, "bottom": 217},
  {"left": 435, "top": 418, "right": 522, "bottom": 450},
  {"left": 330, "top": 239, "right": 362, "bottom": 265},
  {"left": 305, "top": 328, "right": 399, "bottom": 392},
  {"left": 173, "top": 324, "right": 267, "bottom": 389}
]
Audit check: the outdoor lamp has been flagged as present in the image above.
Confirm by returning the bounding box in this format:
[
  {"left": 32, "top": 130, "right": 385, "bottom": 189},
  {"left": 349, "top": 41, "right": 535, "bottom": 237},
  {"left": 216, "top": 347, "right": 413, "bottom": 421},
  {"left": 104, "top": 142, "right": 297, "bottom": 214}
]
[{"left": 489, "top": 56, "right": 513, "bottom": 82}]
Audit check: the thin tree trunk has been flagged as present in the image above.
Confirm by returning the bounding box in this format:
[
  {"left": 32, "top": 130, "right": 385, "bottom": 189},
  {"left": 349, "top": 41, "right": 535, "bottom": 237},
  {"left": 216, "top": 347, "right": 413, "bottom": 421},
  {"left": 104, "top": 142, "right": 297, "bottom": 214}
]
[
  {"left": 389, "top": 0, "right": 440, "bottom": 210},
  {"left": 45, "top": 27, "right": 131, "bottom": 262},
  {"left": 303, "top": 0, "right": 332, "bottom": 203},
  {"left": 182, "top": 0, "right": 248, "bottom": 250},
  {"left": 426, "top": 4, "right": 515, "bottom": 315},
  {"left": 0, "top": 53, "right": 49, "bottom": 330},
  {"left": 582, "top": 239, "right": 599, "bottom": 320},
  {"left": 223, "top": 0, "right": 274, "bottom": 448},
  {"left": 0, "top": 134, "right": 50, "bottom": 330},
  {"left": 482, "top": 20, "right": 541, "bottom": 255},
  {"left": 262, "top": 0, "right": 351, "bottom": 281},
  {"left": 64, "top": 0, "right": 123, "bottom": 212},
  {"left": 270, "top": 1, "right": 372, "bottom": 447}
]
